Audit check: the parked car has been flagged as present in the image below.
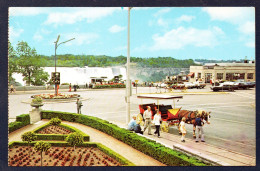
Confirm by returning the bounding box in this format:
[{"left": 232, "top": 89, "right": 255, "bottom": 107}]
[
  {"left": 184, "top": 82, "right": 196, "bottom": 89},
  {"left": 193, "top": 81, "right": 206, "bottom": 89},
  {"left": 234, "top": 82, "right": 250, "bottom": 89},
  {"left": 210, "top": 83, "right": 235, "bottom": 92},
  {"left": 245, "top": 81, "right": 255, "bottom": 88}
]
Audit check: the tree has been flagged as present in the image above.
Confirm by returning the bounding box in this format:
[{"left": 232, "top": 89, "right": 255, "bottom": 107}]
[
  {"left": 16, "top": 41, "right": 43, "bottom": 85},
  {"left": 30, "top": 68, "right": 49, "bottom": 86},
  {"left": 8, "top": 41, "right": 18, "bottom": 84},
  {"left": 65, "top": 132, "right": 84, "bottom": 151},
  {"left": 21, "top": 131, "right": 37, "bottom": 156},
  {"left": 34, "top": 141, "right": 51, "bottom": 166}
]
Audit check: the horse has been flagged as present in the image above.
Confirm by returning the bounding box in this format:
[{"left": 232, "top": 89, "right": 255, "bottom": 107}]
[{"left": 177, "top": 110, "right": 211, "bottom": 138}]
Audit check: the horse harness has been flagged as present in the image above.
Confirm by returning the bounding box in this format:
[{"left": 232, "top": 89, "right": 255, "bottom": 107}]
[{"left": 179, "top": 110, "right": 197, "bottom": 123}]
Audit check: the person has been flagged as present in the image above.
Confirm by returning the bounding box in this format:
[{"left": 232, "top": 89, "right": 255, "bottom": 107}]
[
  {"left": 69, "top": 83, "right": 72, "bottom": 92},
  {"left": 73, "top": 84, "right": 77, "bottom": 92},
  {"left": 195, "top": 113, "right": 205, "bottom": 142},
  {"left": 153, "top": 109, "right": 162, "bottom": 138},
  {"left": 85, "top": 83, "right": 88, "bottom": 89},
  {"left": 76, "top": 98, "right": 83, "bottom": 114},
  {"left": 180, "top": 117, "right": 187, "bottom": 142},
  {"left": 128, "top": 115, "right": 143, "bottom": 134},
  {"left": 10, "top": 84, "right": 15, "bottom": 93},
  {"left": 143, "top": 106, "right": 152, "bottom": 135}
]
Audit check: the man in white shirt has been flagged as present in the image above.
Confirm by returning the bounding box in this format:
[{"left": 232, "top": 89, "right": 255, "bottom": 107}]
[{"left": 143, "top": 106, "right": 152, "bottom": 135}]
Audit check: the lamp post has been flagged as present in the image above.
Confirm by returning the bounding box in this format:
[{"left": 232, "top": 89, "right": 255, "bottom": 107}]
[
  {"left": 126, "top": 7, "right": 132, "bottom": 124},
  {"left": 54, "top": 35, "right": 75, "bottom": 95}
]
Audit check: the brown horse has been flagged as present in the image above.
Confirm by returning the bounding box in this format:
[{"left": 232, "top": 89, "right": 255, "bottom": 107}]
[{"left": 177, "top": 110, "right": 211, "bottom": 138}]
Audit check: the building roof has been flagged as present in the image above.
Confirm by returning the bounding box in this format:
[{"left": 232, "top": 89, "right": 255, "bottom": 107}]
[{"left": 204, "top": 63, "right": 255, "bottom": 67}]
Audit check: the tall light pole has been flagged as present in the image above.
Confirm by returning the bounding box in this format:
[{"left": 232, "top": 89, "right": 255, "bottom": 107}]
[
  {"left": 126, "top": 7, "right": 132, "bottom": 124},
  {"left": 54, "top": 35, "right": 75, "bottom": 95}
]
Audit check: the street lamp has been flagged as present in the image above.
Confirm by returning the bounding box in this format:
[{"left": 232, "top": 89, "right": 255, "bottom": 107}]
[
  {"left": 126, "top": 7, "right": 132, "bottom": 124},
  {"left": 54, "top": 35, "right": 75, "bottom": 95}
]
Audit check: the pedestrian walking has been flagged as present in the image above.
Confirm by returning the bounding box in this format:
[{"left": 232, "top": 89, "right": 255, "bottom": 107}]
[
  {"left": 10, "top": 84, "right": 15, "bottom": 93},
  {"left": 76, "top": 98, "right": 83, "bottom": 114},
  {"left": 195, "top": 114, "right": 205, "bottom": 142},
  {"left": 69, "top": 83, "right": 72, "bottom": 92},
  {"left": 153, "top": 109, "right": 162, "bottom": 138},
  {"left": 180, "top": 117, "right": 187, "bottom": 142},
  {"left": 143, "top": 106, "right": 152, "bottom": 135}
]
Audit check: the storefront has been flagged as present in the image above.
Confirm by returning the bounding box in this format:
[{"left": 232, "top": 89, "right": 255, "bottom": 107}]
[{"left": 189, "top": 63, "right": 255, "bottom": 83}]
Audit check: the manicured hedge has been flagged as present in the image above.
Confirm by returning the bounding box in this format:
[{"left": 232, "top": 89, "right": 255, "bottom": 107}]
[
  {"left": 32, "top": 122, "right": 90, "bottom": 141},
  {"left": 93, "top": 84, "right": 126, "bottom": 89},
  {"left": 8, "top": 141, "right": 134, "bottom": 166},
  {"left": 9, "top": 114, "right": 30, "bottom": 133},
  {"left": 41, "top": 110, "right": 210, "bottom": 166}
]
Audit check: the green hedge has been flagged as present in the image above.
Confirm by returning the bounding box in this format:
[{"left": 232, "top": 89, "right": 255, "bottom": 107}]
[
  {"left": 9, "top": 114, "right": 30, "bottom": 133},
  {"left": 32, "top": 122, "right": 90, "bottom": 141},
  {"left": 8, "top": 141, "right": 134, "bottom": 166},
  {"left": 41, "top": 110, "right": 210, "bottom": 166},
  {"left": 93, "top": 84, "right": 126, "bottom": 89}
]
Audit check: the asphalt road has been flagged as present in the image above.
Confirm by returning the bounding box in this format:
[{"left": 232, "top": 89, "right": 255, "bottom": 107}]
[{"left": 8, "top": 85, "right": 256, "bottom": 157}]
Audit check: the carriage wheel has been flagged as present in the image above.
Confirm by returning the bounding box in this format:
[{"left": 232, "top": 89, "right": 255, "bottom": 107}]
[
  {"left": 136, "top": 113, "right": 144, "bottom": 126},
  {"left": 161, "top": 121, "right": 169, "bottom": 132}
]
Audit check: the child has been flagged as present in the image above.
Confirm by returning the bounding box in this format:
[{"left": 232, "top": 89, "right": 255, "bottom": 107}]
[{"left": 180, "top": 117, "right": 186, "bottom": 142}]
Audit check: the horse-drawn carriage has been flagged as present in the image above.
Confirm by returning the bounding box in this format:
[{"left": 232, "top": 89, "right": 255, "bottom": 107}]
[{"left": 137, "top": 94, "right": 211, "bottom": 138}]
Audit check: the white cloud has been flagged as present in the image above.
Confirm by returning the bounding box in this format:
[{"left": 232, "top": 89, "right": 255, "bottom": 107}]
[
  {"left": 202, "top": 7, "right": 254, "bottom": 25},
  {"left": 154, "top": 8, "right": 171, "bottom": 17},
  {"left": 157, "top": 18, "right": 168, "bottom": 27},
  {"left": 176, "top": 15, "right": 195, "bottom": 23},
  {"left": 245, "top": 42, "right": 255, "bottom": 48},
  {"left": 9, "top": 26, "right": 24, "bottom": 42},
  {"left": 238, "top": 21, "right": 255, "bottom": 35},
  {"left": 150, "top": 26, "right": 224, "bottom": 50},
  {"left": 61, "top": 33, "right": 99, "bottom": 46},
  {"left": 203, "top": 7, "right": 255, "bottom": 48},
  {"left": 109, "top": 25, "right": 126, "bottom": 33},
  {"left": 44, "top": 7, "right": 119, "bottom": 26}
]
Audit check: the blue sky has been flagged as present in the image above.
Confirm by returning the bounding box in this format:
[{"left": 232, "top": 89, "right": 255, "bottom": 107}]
[{"left": 9, "top": 7, "right": 255, "bottom": 60}]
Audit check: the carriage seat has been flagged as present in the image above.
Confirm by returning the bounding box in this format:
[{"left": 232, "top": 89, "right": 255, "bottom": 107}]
[
  {"left": 139, "top": 103, "right": 156, "bottom": 114},
  {"left": 158, "top": 105, "right": 173, "bottom": 119}
]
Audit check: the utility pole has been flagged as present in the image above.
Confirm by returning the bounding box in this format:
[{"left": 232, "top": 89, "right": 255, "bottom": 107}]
[{"left": 126, "top": 7, "right": 132, "bottom": 124}]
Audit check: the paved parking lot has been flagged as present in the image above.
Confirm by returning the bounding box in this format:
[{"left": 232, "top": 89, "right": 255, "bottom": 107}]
[{"left": 8, "top": 85, "right": 255, "bottom": 157}]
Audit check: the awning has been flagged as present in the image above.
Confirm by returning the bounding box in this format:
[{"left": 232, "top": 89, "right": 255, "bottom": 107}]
[{"left": 187, "top": 72, "right": 194, "bottom": 77}]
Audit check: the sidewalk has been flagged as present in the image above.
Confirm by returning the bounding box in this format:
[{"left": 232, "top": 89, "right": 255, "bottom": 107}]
[{"left": 110, "top": 121, "right": 256, "bottom": 166}]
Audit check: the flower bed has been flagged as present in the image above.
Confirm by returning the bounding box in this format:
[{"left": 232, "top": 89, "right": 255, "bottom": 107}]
[
  {"left": 93, "top": 83, "right": 126, "bottom": 89},
  {"left": 33, "top": 123, "right": 90, "bottom": 141},
  {"left": 31, "top": 93, "right": 79, "bottom": 99},
  {"left": 8, "top": 142, "right": 134, "bottom": 166},
  {"left": 38, "top": 125, "right": 72, "bottom": 134}
]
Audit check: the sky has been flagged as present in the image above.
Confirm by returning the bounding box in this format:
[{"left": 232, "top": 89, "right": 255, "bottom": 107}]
[{"left": 9, "top": 7, "right": 255, "bottom": 60}]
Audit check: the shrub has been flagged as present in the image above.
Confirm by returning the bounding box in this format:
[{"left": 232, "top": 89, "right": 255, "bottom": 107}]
[
  {"left": 9, "top": 114, "right": 30, "bottom": 133},
  {"left": 49, "top": 118, "right": 61, "bottom": 125},
  {"left": 41, "top": 110, "right": 210, "bottom": 166},
  {"left": 34, "top": 141, "right": 51, "bottom": 166},
  {"left": 65, "top": 132, "right": 84, "bottom": 151},
  {"left": 31, "top": 96, "right": 43, "bottom": 104}
]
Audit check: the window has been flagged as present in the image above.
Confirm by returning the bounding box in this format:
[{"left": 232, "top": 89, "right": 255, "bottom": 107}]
[
  {"left": 217, "top": 73, "right": 223, "bottom": 80},
  {"left": 198, "top": 73, "right": 201, "bottom": 78},
  {"left": 247, "top": 73, "right": 254, "bottom": 79}
]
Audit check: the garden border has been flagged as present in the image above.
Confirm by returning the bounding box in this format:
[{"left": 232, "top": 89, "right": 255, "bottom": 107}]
[
  {"left": 32, "top": 122, "right": 90, "bottom": 141},
  {"left": 8, "top": 141, "right": 134, "bottom": 166}
]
